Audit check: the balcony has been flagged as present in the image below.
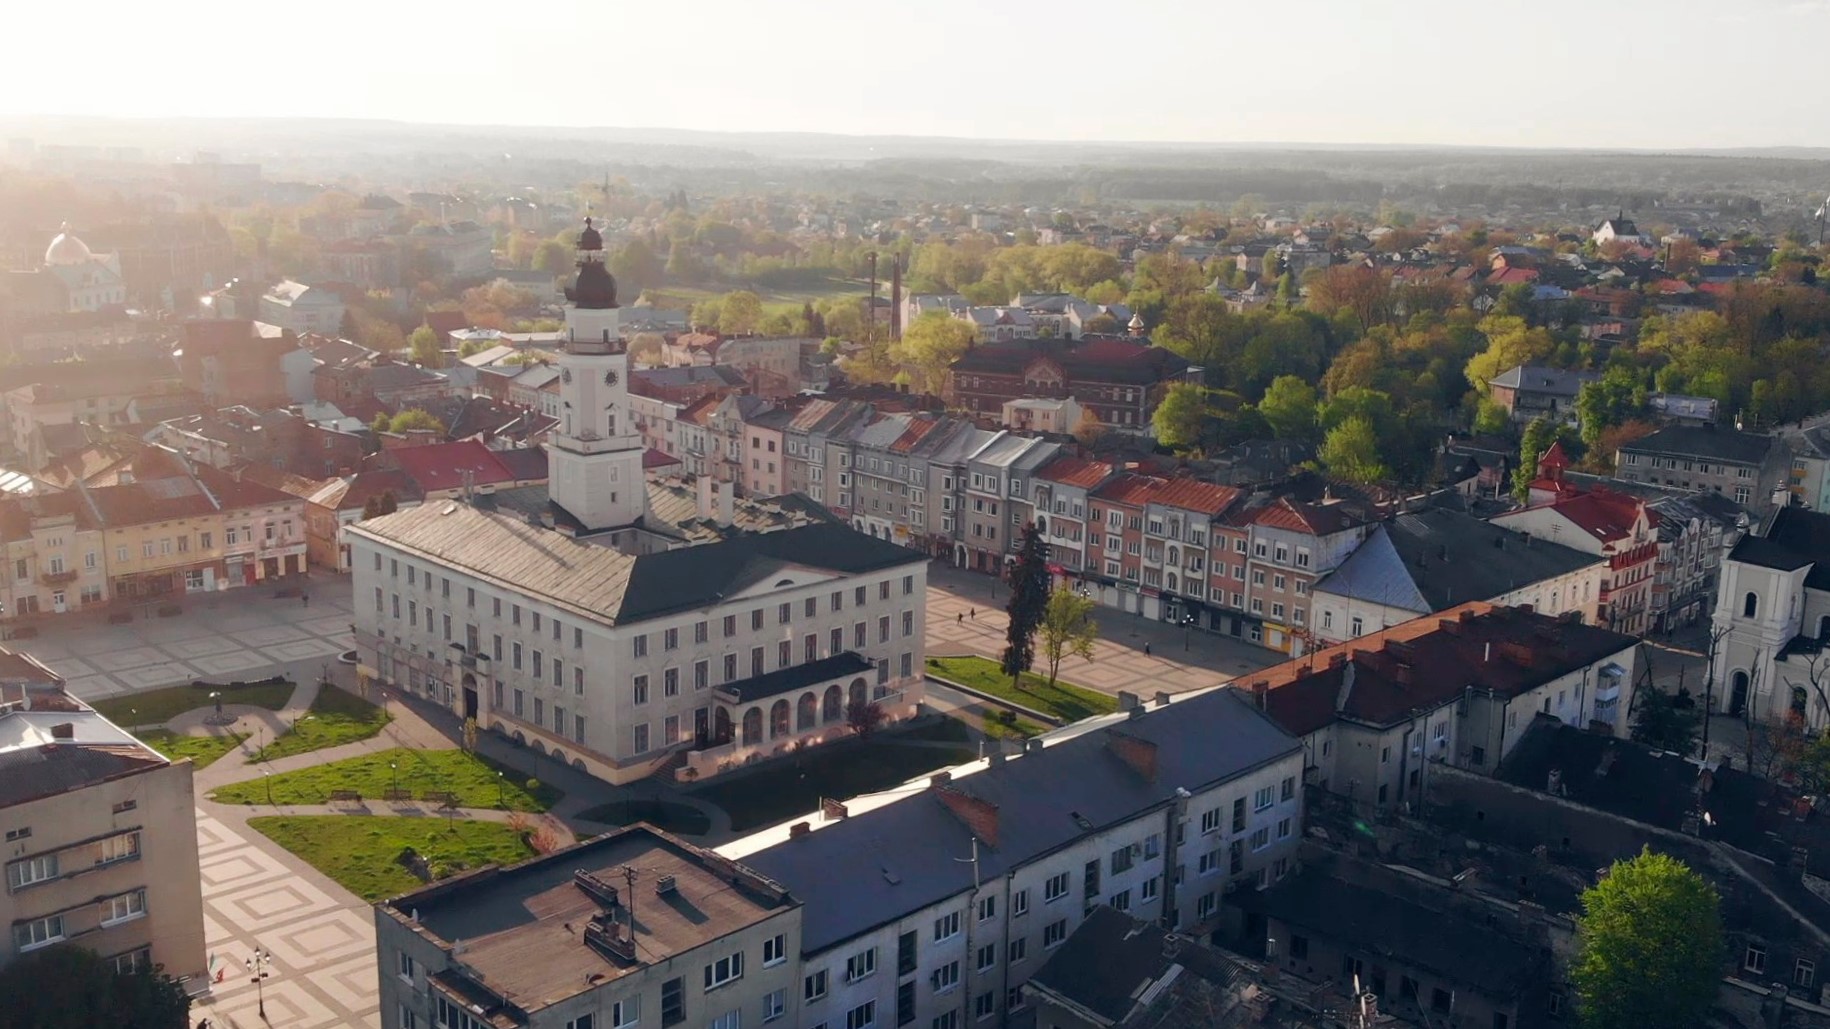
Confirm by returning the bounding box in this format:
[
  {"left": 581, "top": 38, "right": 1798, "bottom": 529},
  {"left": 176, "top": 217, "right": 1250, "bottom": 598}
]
[{"left": 37, "top": 569, "right": 77, "bottom": 587}]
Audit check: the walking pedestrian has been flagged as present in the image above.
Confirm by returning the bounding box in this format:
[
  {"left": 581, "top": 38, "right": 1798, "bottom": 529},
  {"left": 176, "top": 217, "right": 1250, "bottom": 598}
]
[
  {"left": 969, "top": 608, "right": 976, "bottom": 620},
  {"left": 1144, "top": 642, "right": 1152, "bottom": 657},
  {"left": 957, "top": 612, "right": 963, "bottom": 624},
  {"left": 302, "top": 592, "right": 310, "bottom": 608}
]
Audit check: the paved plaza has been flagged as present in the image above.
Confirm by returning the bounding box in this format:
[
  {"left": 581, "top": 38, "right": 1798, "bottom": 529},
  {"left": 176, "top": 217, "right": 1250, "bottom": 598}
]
[{"left": 22, "top": 590, "right": 355, "bottom": 706}]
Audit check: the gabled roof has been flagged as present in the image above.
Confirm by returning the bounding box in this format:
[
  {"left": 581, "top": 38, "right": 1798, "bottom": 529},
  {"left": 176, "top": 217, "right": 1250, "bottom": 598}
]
[
  {"left": 1314, "top": 512, "right": 1600, "bottom": 615},
  {"left": 1488, "top": 364, "right": 1597, "bottom": 397},
  {"left": 386, "top": 440, "right": 519, "bottom": 495},
  {"left": 1244, "top": 602, "right": 1636, "bottom": 737},
  {"left": 1036, "top": 456, "right": 1114, "bottom": 490},
  {"left": 1147, "top": 478, "right": 1239, "bottom": 516},
  {"left": 1248, "top": 497, "right": 1366, "bottom": 536},
  {"left": 1730, "top": 506, "right": 1830, "bottom": 589},
  {"left": 1502, "top": 489, "right": 1652, "bottom": 546},
  {"left": 739, "top": 688, "right": 1299, "bottom": 953}
]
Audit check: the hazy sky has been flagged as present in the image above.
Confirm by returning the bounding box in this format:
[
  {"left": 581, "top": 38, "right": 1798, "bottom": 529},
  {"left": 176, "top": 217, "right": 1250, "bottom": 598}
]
[{"left": 6, "top": 0, "right": 1828, "bottom": 148}]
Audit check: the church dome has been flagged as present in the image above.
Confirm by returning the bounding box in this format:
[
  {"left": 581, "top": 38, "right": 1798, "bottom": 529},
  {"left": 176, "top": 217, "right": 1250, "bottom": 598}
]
[
  {"left": 577, "top": 216, "right": 603, "bottom": 253},
  {"left": 44, "top": 222, "right": 93, "bottom": 266},
  {"left": 566, "top": 217, "right": 617, "bottom": 309}
]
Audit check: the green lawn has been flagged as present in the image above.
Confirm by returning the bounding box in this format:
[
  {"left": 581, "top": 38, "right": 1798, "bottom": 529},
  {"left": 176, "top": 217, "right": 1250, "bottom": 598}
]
[
  {"left": 135, "top": 730, "right": 247, "bottom": 768},
  {"left": 251, "top": 686, "right": 390, "bottom": 761},
  {"left": 574, "top": 801, "right": 712, "bottom": 837},
  {"left": 692, "top": 728, "right": 977, "bottom": 832},
  {"left": 94, "top": 681, "right": 295, "bottom": 726},
  {"left": 247, "top": 815, "right": 535, "bottom": 902},
  {"left": 211, "top": 748, "right": 561, "bottom": 811},
  {"left": 925, "top": 656, "right": 1117, "bottom": 723}
]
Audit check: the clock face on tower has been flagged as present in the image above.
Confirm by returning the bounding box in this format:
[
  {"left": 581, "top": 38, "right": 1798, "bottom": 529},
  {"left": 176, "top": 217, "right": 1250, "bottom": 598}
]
[
  {"left": 603, "top": 370, "right": 620, "bottom": 387},
  {"left": 561, "top": 368, "right": 573, "bottom": 384}
]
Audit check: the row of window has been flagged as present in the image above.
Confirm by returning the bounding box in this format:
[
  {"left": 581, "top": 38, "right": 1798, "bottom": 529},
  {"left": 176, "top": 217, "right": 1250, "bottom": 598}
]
[{"left": 12, "top": 888, "right": 146, "bottom": 953}]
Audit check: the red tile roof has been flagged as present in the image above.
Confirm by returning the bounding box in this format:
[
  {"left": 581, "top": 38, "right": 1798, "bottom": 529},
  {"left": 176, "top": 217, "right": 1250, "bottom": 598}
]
[
  {"left": 1037, "top": 456, "right": 1115, "bottom": 489},
  {"left": 1244, "top": 602, "right": 1636, "bottom": 736},
  {"left": 1091, "top": 472, "right": 1160, "bottom": 507},
  {"left": 1248, "top": 498, "right": 1366, "bottom": 536},
  {"left": 385, "top": 440, "right": 518, "bottom": 495},
  {"left": 644, "top": 448, "right": 681, "bottom": 470},
  {"left": 1149, "top": 478, "right": 1240, "bottom": 516},
  {"left": 1486, "top": 267, "right": 1539, "bottom": 286},
  {"left": 1525, "top": 490, "right": 1653, "bottom": 545}
]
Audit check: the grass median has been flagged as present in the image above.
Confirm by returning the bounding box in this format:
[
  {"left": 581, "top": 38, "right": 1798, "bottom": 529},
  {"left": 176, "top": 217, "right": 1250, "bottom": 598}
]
[
  {"left": 248, "top": 815, "right": 535, "bottom": 902},
  {"left": 94, "top": 681, "right": 294, "bottom": 726},
  {"left": 135, "top": 729, "right": 247, "bottom": 768},
  {"left": 211, "top": 747, "right": 560, "bottom": 811},
  {"left": 925, "top": 655, "right": 1116, "bottom": 723},
  {"left": 251, "top": 686, "right": 391, "bottom": 761}
]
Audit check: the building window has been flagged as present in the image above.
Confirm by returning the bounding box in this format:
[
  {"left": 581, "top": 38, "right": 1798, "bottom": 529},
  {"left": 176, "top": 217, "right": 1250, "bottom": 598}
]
[
  {"left": 1009, "top": 938, "right": 1027, "bottom": 964},
  {"left": 704, "top": 952, "right": 745, "bottom": 991},
  {"left": 661, "top": 977, "right": 685, "bottom": 1026},
  {"left": 1746, "top": 944, "right": 1768, "bottom": 975},
  {"left": 1796, "top": 958, "right": 1816, "bottom": 988},
  {"left": 1043, "top": 919, "right": 1068, "bottom": 948},
  {"left": 845, "top": 947, "right": 877, "bottom": 982},
  {"left": 1012, "top": 889, "right": 1029, "bottom": 916},
  {"left": 13, "top": 914, "right": 63, "bottom": 952},
  {"left": 6, "top": 854, "right": 57, "bottom": 889},
  {"left": 846, "top": 1001, "right": 876, "bottom": 1029},
  {"left": 933, "top": 960, "right": 960, "bottom": 993},
  {"left": 1044, "top": 872, "right": 1069, "bottom": 902},
  {"left": 1744, "top": 592, "right": 1759, "bottom": 618},
  {"left": 763, "top": 933, "right": 786, "bottom": 967},
  {"left": 805, "top": 969, "right": 829, "bottom": 1002},
  {"left": 934, "top": 911, "right": 961, "bottom": 941},
  {"left": 762, "top": 989, "right": 785, "bottom": 1022}
]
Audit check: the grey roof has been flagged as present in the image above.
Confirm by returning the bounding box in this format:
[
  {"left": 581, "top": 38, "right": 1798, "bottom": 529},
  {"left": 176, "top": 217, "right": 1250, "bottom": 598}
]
[
  {"left": 1237, "top": 866, "right": 1544, "bottom": 998},
  {"left": 720, "top": 652, "right": 872, "bottom": 703},
  {"left": 1488, "top": 364, "right": 1598, "bottom": 397},
  {"left": 746, "top": 407, "right": 793, "bottom": 430},
  {"left": 348, "top": 502, "right": 921, "bottom": 627},
  {"left": 967, "top": 433, "right": 1033, "bottom": 471},
  {"left": 1731, "top": 506, "right": 1830, "bottom": 590},
  {"left": 629, "top": 365, "right": 747, "bottom": 393},
  {"left": 1029, "top": 907, "right": 1243, "bottom": 1027},
  {"left": 1619, "top": 424, "right": 1778, "bottom": 466},
  {"left": 1315, "top": 510, "right": 1601, "bottom": 614},
  {"left": 0, "top": 743, "right": 165, "bottom": 808},
  {"left": 741, "top": 688, "right": 1299, "bottom": 953}
]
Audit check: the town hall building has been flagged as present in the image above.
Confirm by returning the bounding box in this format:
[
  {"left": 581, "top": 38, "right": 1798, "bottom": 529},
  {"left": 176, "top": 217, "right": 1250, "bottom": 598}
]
[{"left": 348, "top": 221, "right": 928, "bottom": 783}]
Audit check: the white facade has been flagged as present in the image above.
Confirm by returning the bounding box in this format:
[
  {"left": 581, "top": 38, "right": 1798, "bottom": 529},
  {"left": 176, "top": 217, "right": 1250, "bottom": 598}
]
[
  {"left": 549, "top": 274, "right": 648, "bottom": 532},
  {"left": 745, "top": 722, "right": 1303, "bottom": 1029},
  {"left": 349, "top": 522, "right": 928, "bottom": 785}
]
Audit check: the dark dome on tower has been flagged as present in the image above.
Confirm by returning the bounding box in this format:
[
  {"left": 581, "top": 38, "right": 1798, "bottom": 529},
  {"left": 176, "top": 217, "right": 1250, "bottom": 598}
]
[{"left": 565, "top": 217, "right": 618, "bottom": 309}]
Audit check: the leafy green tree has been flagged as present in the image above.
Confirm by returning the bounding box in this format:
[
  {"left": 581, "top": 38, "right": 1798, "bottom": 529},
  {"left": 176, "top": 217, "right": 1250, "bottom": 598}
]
[
  {"left": 1153, "top": 382, "right": 1210, "bottom": 451},
  {"left": 1318, "top": 415, "right": 1388, "bottom": 483},
  {"left": 893, "top": 311, "right": 975, "bottom": 396},
  {"left": 1001, "top": 523, "right": 1051, "bottom": 686},
  {"left": 1630, "top": 686, "right": 1701, "bottom": 756},
  {"left": 531, "top": 239, "right": 571, "bottom": 273},
  {"left": 0, "top": 943, "right": 190, "bottom": 1029},
  {"left": 1039, "top": 588, "right": 1098, "bottom": 688},
  {"left": 1464, "top": 315, "right": 1558, "bottom": 394},
  {"left": 1577, "top": 366, "right": 1649, "bottom": 448},
  {"left": 1317, "top": 387, "right": 1397, "bottom": 438},
  {"left": 408, "top": 325, "right": 443, "bottom": 368},
  {"left": 1572, "top": 848, "right": 1722, "bottom": 1029},
  {"left": 610, "top": 238, "right": 665, "bottom": 297},
  {"left": 1258, "top": 375, "right": 1318, "bottom": 441},
  {"left": 717, "top": 290, "right": 764, "bottom": 335},
  {"left": 1472, "top": 397, "right": 1512, "bottom": 435},
  {"left": 387, "top": 409, "right": 446, "bottom": 435},
  {"left": 1260, "top": 250, "right": 1281, "bottom": 281}
]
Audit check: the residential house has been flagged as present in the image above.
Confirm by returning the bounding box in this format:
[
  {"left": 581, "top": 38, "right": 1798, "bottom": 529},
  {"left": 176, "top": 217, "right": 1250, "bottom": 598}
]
[
  {"left": 0, "top": 492, "right": 108, "bottom": 616},
  {"left": 154, "top": 405, "right": 365, "bottom": 478},
  {"left": 378, "top": 440, "right": 547, "bottom": 501},
  {"left": 1032, "top": 457, "right": 1117, "bottom": 578},
  {"left": 1616, "top": 423, "right": 1790, "bottom": 513},
  {"left": 629, "top": 365, "right": 749, "bottom": 406},
  {"left": 1001, "top": 396, "right": 1084, "bottom": 435},
  {"left": 1494, "top": 455, "right": 1660, "bottom": 637},
  {"left": 256, "top": 280, "right": 345, "bottom": 336},
  {"left": 3, "top": 357, "right": 186, "bottom": 471},
  {"left": 0, "top": 669, "right": 206, "bottom": 984},
  {"left": 174, "top": 319, "right": 300, "bottom": 408},
  {"left": 1247, "top": 601, "right": 1639, "bottom": 808},
  {"left": 948, "top": 338, "right": 1197, "bottom": 434},
  {"left": 299, "top": 468, "right": 424, "bottom": 572},
  {"left": 742, "top": 408, "right": 792, "bottom": 499},
  {"left": 1486, "top": 365, "right": 1598, "bottom": 426},
  {"left": 1239, "top": 498, "right": 1374, "bottom": 654},
  {"left": 960, "top": 435, "right": 1058, "bottom": 573},
  {"left": 1311, "top": 509, "right": 1607, "bottom": 646}
]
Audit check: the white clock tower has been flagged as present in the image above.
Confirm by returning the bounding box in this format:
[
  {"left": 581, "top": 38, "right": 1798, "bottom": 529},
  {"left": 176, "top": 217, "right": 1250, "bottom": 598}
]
[{"left": 549, "top": 218, "right": 647, "bottom": 532}]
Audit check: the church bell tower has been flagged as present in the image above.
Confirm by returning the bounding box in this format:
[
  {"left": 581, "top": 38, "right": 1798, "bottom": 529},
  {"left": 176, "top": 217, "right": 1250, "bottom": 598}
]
[{"left": 549, "top": 217, "right": 646, "bottom": 532}]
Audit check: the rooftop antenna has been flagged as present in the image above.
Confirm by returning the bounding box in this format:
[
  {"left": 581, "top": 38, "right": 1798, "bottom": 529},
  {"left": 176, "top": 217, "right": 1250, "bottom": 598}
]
[{"left": 620, "top": 864, "right": 639, "bottom": 943}]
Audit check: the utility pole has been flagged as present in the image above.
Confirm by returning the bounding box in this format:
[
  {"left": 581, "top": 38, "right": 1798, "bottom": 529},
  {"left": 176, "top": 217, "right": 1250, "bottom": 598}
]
[{"left": 866, "top": 251, "right": 878, "bottom": 347}]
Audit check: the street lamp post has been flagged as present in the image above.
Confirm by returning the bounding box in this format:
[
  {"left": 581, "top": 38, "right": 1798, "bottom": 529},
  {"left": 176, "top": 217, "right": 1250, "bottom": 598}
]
[
  {"left": 1182, "top": 614, "right": 1197, "bottom": 651},
  {"left": 496, "top": 771, "right": 505, "bottom": 809},
  {"left": 263, "top": 770, "right": 272, "bottom": 806},
  {"left": 390, "top": 761, "right": 399, "bottom": 798},
  {"left": 246, "top": 947, "right": 273, "bottom": 1018},
  {"left": 211, "top": 691, "right": 222, "bottom": 714}
]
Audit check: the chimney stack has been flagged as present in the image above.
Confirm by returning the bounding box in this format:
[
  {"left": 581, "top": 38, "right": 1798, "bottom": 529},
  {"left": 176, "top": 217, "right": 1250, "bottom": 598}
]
[
  {"left": 1105, "top": 731, "right": 1159, "bottom": 783},
  {"left": 935, "top": 786, "right": 1000, "bottom": 847}
]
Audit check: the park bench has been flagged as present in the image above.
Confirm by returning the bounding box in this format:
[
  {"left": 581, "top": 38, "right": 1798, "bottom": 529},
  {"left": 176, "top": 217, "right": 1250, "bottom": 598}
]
[
  {"left": 382, "top": 788, "right": 413, "bottom": 803},
  {"left": 421, "top": 790, "right": 460, "bottom": 809},
  {"left": 328, "top": 790, "right": 362, "bottom": 804}
]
